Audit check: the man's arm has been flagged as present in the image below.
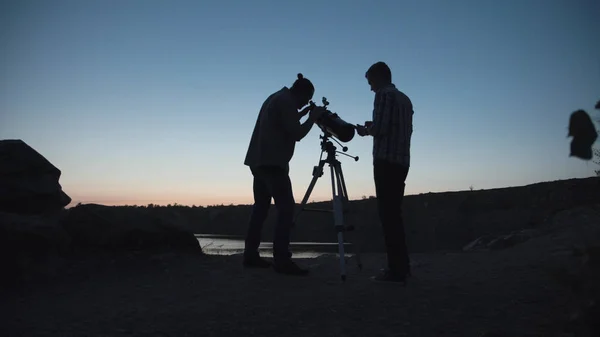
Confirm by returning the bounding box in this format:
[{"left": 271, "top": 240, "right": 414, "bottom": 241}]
[
  {"left": 280, "top": 101, "right": 315, "bottom": 141},
  {"left": 298, "top": 105, "right": 311, "bottom": 120},
  {"left": 367, "top": 91, "right": 391, "bottom": 137}
]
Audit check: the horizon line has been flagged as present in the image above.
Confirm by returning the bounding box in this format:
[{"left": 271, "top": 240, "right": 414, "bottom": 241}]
[{"left": 65, "top": 175, "right": 598, "bottom": 208}]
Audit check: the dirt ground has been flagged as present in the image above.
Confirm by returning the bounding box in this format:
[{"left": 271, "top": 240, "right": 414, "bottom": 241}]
[{"left": 1, "top": 240, "right": 579, "bottom": 337}]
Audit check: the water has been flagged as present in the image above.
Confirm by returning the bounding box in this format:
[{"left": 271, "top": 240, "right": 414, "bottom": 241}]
[{"left": 195, "top": 234, "right": 355, "bottom": 258}]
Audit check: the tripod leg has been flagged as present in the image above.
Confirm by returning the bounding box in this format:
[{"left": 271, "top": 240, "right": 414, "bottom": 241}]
[
  {"left": 293, "top": 159, "right": 326, "bottom": 226},
  {"left": 330, "top": 164, "right": 346, "bottom": 281},
  {"left": 336, "top": 160, "right": 350, "bottom": 206},
  {"left": 333, "top": 161, "right": 363, "bottom": 271}
]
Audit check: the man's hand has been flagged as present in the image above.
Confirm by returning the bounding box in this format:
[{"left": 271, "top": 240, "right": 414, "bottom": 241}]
[
  {"left": 356, "top": 124, "right": 368, "bottom": 136},
  {"left": 356, "top": 121, "right": 373, "bottom": 136}
]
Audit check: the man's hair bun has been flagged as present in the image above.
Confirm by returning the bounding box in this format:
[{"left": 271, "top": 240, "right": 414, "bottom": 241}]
[{"left": 290, "top": 72, "right": 314, "bottom": 96}]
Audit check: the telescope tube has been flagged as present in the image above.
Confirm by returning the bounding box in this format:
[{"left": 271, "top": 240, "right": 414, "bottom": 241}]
[{"left": 317, "top": 112, "right": 356, "bottom": 142}]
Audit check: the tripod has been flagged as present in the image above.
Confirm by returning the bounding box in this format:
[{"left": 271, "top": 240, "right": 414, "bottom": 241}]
[{"left": 294, "top": 131, "right": 363, "bottom": 281}]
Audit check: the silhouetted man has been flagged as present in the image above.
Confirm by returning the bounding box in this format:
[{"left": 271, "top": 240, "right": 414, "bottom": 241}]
[
  {"left": 356, "top": 62, "right": 414, "bottom": 284},
  {"left": 243, "top": 73, "right": 325, "bottom": 276}
]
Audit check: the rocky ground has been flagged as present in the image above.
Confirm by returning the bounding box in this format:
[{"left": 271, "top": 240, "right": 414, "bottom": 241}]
[{"left": 2, "top": 205, "right": 599, "bottom": 337}]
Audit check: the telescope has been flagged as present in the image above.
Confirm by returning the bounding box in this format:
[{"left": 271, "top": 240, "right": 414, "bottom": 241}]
[
  {"left": 295, "top": 96, "right": 362, "bottom": 281},
  {"left": 310, "top": 97, "right": 356, "bottom": 142}
]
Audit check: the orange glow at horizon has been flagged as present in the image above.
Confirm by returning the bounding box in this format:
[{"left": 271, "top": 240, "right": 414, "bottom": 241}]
[
  {"left": 67, "top": 192, "right": 340, "bottom": 207},
  {"left": 65, "top": 183, "right": 437, "bottom": 208}
]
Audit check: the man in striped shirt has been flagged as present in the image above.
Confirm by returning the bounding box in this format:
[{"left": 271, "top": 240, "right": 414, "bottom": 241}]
[{"left": 357, "top": 61, "right": 414, "bottom": 284}]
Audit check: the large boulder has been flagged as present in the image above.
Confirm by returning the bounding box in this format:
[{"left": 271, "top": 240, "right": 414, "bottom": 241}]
[
  {"left": 0, "top": 139, "right": 71, "bottom": 214},
  {"left": 0, "top": 210, "right": 71, "bottom": 286},
  {"left": 0, "top": 211, "right": 71, "bottom": 254},
  {"left": 62, "top": 204, "right": 202, "bottom": 254}
]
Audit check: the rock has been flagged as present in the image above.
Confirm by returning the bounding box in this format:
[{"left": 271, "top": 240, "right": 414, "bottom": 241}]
[
  {"left": 0, "top": 210, "right": 71, "bottom": 253},
  {"left": 0, "top": 210, "right": 71, "bottom": 286},
  {"left": 463, "top": 229, "right": 539, "bottom": 251},
  {"left": 62, "top": 204, "right": 202, "bottom": 254},
  {"left": 487, "top": 230, "right": 535, "bottom": 250},
  {"left": 462, "top": 235, "right": 496, "bottom": 251},
  {"left": 0, "top": 139, "right": 71, "bottom": 214}
]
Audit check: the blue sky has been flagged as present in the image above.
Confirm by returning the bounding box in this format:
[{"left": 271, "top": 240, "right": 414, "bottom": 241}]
[{"left": 2, "top": 0, "right": 599, "bottom": 206}]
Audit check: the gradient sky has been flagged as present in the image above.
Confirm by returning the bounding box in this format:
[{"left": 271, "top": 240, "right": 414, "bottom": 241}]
[{"left": 2, "top": 0, "right": 599, "bottom": 207}]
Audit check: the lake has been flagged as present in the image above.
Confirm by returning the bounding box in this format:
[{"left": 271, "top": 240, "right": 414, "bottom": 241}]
[{"left": 195, "top": 234, "right": 357, "bottom": 258}]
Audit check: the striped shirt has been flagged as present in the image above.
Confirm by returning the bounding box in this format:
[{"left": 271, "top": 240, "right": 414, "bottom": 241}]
[{"left": 368, "top": 83, "right": 414, "bottom": 167}]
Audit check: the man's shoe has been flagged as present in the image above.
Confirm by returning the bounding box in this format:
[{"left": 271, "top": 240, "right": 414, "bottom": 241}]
[
  {"left": 370, "top": 269, "right": 408, "bottom": 284},
  {"left": 243, "top": 255, "right": 271, "bottom": 268},
  {"left": 273, "top": 260, "right": 309, "bottom": 276}
]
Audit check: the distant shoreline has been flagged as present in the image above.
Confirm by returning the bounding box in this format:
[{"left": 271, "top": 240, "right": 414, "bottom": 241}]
[
  {"left": 65, "top": 176, "right": 598, "bottom": 209},
  {"left": 62, "top": 176, "right": 600, "bottom": 255}
]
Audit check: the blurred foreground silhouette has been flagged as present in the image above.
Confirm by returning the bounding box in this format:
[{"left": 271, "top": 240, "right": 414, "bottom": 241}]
[
  {"left": 561, "top": 100, "right": 600, "bottom": 336},
  {"left": 568, "top": 108, "right": 598, "bottom": 161}
]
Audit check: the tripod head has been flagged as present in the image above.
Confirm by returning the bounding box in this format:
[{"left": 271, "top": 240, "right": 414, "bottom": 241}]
[{"left": 319, "top": 130, "right": 359, "bottom": 162}]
